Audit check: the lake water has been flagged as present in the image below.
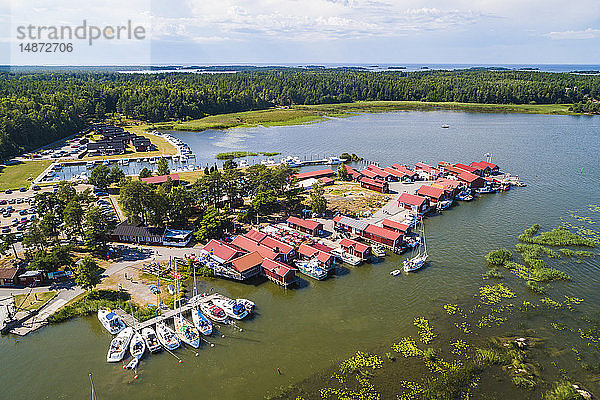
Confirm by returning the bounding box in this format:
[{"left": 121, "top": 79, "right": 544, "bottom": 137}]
[{"left": 1, "top": 111, "right": 599, "bottom": 399}]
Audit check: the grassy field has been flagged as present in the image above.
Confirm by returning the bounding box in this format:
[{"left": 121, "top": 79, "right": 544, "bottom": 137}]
[
  {"left": 14, "top": 291, "right": 57, "bottom": 311},
  {"left": 0, "top": 160, "right": 52, "bottom": 191},
  {"left": 130, "top": 101, "right": 577, "bottom": 134}
]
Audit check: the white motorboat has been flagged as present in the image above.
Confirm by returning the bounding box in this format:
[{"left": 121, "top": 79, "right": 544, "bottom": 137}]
[
  {"left": 213, "top": 298, "right": 249, "bottom": 320},
  {"left": 98, "top": 309, "right": 126, "bottom": 335},
  {"left": 174, "top": 315, "right": 201, "bottom": 348},
  {"left": 372, "top": 246, "right": 386, "bottom": 258},
  {"left": 436, "top": 199, "right": 453, "bottom": 210},
  {"left": 107, "top": 327, "right": 134, "bottom": 363},
  {"left": 403, "top": 215, "right": 428, "bottom": 273},
  {"left": 476, "top": 185, "right": 496, "bottom": 194},
  {"left": 390, "top": 269, "right": 402, "bottom": 276},
  {"left": 129, "top": 331, "right": 146, "bottom": 360},
  {"left": 200, "top": 302, "right": 229, "bottom": 323},
  {"left": 327, "top": 157, "right": 344, "bottom": 165},
  {"left": 295, "top": 259, "right": 328, "bottom": 280},
  {"left": 156, "top": 321, "right": 181, "bottom": 351},
  {"left": 141, "top": 327, "right": 161, "bottom": 353},
  {"left": 125, "top": 357, "right": 139, "bottom": 370},
  {"left": 86, "top": 161, "right": 95, "bottom": 169},
  {"left": 236, "top": 298, "right": 255, "bottom": 313},
  {"left": 330, "top": 248, "right": 362, "bottom": 266},
  {"left": 122, "top": 159, "right": 129, "bottom": 166}
]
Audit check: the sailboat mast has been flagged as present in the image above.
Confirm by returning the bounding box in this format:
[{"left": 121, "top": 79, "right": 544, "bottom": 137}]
[{"left": 89, "top": 373, "right": 96, "bottom": 400}]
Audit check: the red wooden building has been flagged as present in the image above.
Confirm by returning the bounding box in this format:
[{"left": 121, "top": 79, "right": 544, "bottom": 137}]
[
  {"left": 229, "top": 252, "right": 263, "bottom": 280},
  {"left": 397, "top": 193, "right": 430, "bottom": 213},
  {"left": 457, "top": 171, "right": 486, "bottom": 189},
  {"left": 294, "top": 169, "right": 335, "bottom": 181},
  {"left": 391, "top": 164, "right": 418, "bottom": 181},
  {"left": 381, "top": 219, "right": 410, "bottom": 234},
  {"left": 339, "top": 238, "right": 372, "bottom": 259},
  {"left": 286, "top": 216, "right": 323, "bottom": 236},
  {"left": 261, "top": 258, "right": 298, "bottom": 287},
  {"left": 297, "top": 243, "right": 335, "bottom": 271},
  {"left": 416, "top": 185, "right": 448, "bottom": 203},
  {"left": 363, "top": 224, "right": 403, "bottom": 248},
  {"left": 359, "top": 177, "right": 389, "bottom": 193}
]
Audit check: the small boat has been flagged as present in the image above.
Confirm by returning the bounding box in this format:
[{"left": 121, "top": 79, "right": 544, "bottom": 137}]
[
  {"left": 173, "top": 315, "right": 201, "bottom": 348},
  {"left": 436, "top": 199, "right": 453, "bottom": 210},
  {"left": 98, "top": 309, "right": 126, "bottom": 335},
  {"left": 180, "top": 156, "right": 187, "bottom": 163},
  {"left": 141, "top": 327, "right": 161, "bottom": 353},
  {"left": 129, "top": 331, "right": 146, "bottom": 360},
  {"left": 125, "top": 357, "right": 139, "bottom": 370},
  {"left": 191, "top": 308, "right": 213, "bottom": 336},
  {"left": 455, "top": 191, "right": 473, "bottom": 201},
  {"left": 213, "top": 298, "right": 249, "bottom": 320},
  {"left": 403, "top": 215, "right": 428, "bottom": 273},
  {"left": 167, "top": 284, "right": 175, "bottom": 295},
  {"left": 372, "top": 246, "right": 386, "bottom": 258},
  {"left": 122, "top": 159, "right": 129, "bottom": 166},
  {"left": 390, "top": 269, "right": 402, "bottom": 276},
  {"left": 156, "top": 321, "right": 181, "bottom": 351},
  {"left": 237, "top": 298, "right": 255, "bottom": 313},
  {"left": 327, "top": 157, "right": 344, "bottom": 165},
  {"left": 239, "top": 160, "right": 249, "bottom": 168},
  {"left": 102, "top": 159, "right": 109, "bottom": 165},
  {"left": 86, "top": 161, "right": 95, "bottom": 169},
  {"left": 476, "top": 185, "right": 496, "bottom": 194},
  {"left": 441, "top": 124, "right": 450, "bottom": 128},
  {"left": 107, "top": 327, "right": 134, "bottom": 363},
  {"left": 295, "top": 259, "right": 328, "bottom": 280},
  {"left": 330, "top": 248, "right": 362, "bottom": 266},
  {"left": 149, "top": 158, "right": 156, "bottom": 164},
  {"left": 200, "top": 302, "right": 228, "bottom": 323}
]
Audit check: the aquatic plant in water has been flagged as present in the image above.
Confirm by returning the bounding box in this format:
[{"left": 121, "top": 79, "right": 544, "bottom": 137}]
[
  {"left": 413, "top": 317, "right": 437, "bottom": 344},
  {"left": 338, "top": 351, "right": 383, "bottom": 374},
  {"left": 391, "top": 337, "right": 423, "bottom": 357},
  {"left": 443, "top": 303, "right": 460, "bottom": 315},
  {"left": 477, "top": 284, "right": 516, "bottom": 305}
]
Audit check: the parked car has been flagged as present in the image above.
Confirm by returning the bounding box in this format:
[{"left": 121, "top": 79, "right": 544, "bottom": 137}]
[
  {"left": 2, "top": 212, "right": 10, "bottom": 218},
  {"left": 19, "top": 187, "right": 26, "bottom": 192},
  {"left": 19, "top": 209, "right": 27, "bottom": 215},
  {"left": 2, "top": 227, "right": 10, "bottom": 233},
  {"left": 8, "top": 199, "right": 15, "bottom": 204},
  {"left": 16, "top": 224, "right": 25, "bottom": 231},
  {"left": 32, "top": 185, "right": 40, "bottom": 191},
  {"left": 16, "top": 198, "right": 23, "bottom": 204},
  {"left": 15, "top": 233, "right": 23, "bottom": 241},
  {"left": 0, "top": 200, "right": 6, "bottom": 205},
  {"left": 29, "top": 214, "right": 37, "bottom": 221},
  {"left": 4, "top": 189, "right": 12, "bottom": 194},
  {"left": 52, "top": 184, "right": 59, "bottom": 188}
]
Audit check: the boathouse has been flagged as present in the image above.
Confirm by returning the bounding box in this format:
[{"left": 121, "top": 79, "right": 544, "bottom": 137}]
[
  {"left": 381, "top": 219, "right": 411, "bottom": 234},
  {"left": 286, "top": 216, "right": 323, "bottom": 236},
  {"left": 360, "top": 169, "right": 381, "bottom": 180},
  {"left": 261, "top": 258, "right": 297, "bottom": 287},
  {"left": 339, "top": 238, "right": 372, "bottom": 259},
  {"left": 457, "top": 171, "right": 486, "bottom": 189},
  {"left": 141, "top": 173, "right": 181, "bottom": 185},
  {"left": 391, "top": 164, "right": 418, "bottom": 181},
  {"left": 359, "top": 177, "right": 389, "bottom": 193},
  {"left": 231, "top": 235, "right": 283, "bottom": 262},
  {"left": 229, "top": 252, "right": 263, "bottom": 280},
  {"left": 455, "top": 163, "right": 483, "bottom": 176},
  {"left": 260, "top": 235, "right": 295, "bottom": 262},
  {"left": 294, "top": 169, "right": 335, "bottom": 181},
  {"left": 383, "top": 167, "right": 408, "bottom": 181},
  {"left": 344, "top": 165, "right": 363, "bottom": 181},
  {"left": 203, "top": 239, "right": 245, "bottom": 264},
  {"left": 297, "top": 244, "right": 335, "bottom": 270},
  {"left": 366, "top": 165, "right": 395, "bottom": 181},
  {"left": 471, "top": 161, "right": 499, "bottom": 174},
  {"left": 333, "top": 215, "right": 369, "bottom": 236},
  {"left": 0, "top": 267, "right": 20, "bottom": 286},
  {"left": 363, "top": 225, "right": 403, "bottom": 249},
  {"left": 18, "top": 270, "right": 44, "bottom": 286},
  {"left": 111, "top": 221, "right": 165, "bottom": 245},
  {"left": 416, "top": 185, "right": 448, "bottom": 204},
  {"left": 433, "top": 178, "right": 462, "bottom": 197},
  {"left": 414, "top": 163, "right": 442, "bottom": 180},
  {"left": 397, "top": 193, "right": 430, "bottom": 213}
]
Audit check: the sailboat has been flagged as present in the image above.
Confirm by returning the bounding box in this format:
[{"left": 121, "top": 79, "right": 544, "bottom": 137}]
[
  {"left": 403, "top": 214, "right": 428, "bottom": 272},
  {"left": 154, "top": 275, "right": 180, "bottom": 351},
  {"left": 190, "top": 265, "right": 213, "bottom": 336},
  {"left": 173, "top": 262, "right": 201, "bottom": 348}
]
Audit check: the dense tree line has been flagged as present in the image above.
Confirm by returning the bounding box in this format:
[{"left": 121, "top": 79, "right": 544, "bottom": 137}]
[{"left": 1, "top": 69, "right": 600, "bottom": 159}]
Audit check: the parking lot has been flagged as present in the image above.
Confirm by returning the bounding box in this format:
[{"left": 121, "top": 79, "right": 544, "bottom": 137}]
[
  {"left": 0, "top": 183, "right": 120, "bottom": 243},
  {"left": 21, "top": 135, "right": 89, "bottom": 161}
]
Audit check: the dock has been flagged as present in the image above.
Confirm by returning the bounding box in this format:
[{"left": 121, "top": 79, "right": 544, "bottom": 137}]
[{"left": 114, "top": 293, "right": 227, "bottom": 330}]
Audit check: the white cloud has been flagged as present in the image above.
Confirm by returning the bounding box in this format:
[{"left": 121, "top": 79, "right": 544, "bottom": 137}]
[{"left": 545, "top": 27, "right": 600, "bottom": 40}]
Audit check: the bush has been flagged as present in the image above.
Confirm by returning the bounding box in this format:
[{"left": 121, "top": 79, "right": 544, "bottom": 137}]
[
  {"left": 475, "top": 348, "right": 502, "bottom": 365},
  {"left": 485, "top": 248, "right": 512, "bottom": 267},
  {"left": 545, "top": 381, "right": 584, "bottom": 400}
]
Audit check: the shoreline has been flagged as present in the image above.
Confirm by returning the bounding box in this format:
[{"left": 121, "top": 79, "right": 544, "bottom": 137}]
[{"left": 133, "top": 101, "right": 587, "bottom": 134}]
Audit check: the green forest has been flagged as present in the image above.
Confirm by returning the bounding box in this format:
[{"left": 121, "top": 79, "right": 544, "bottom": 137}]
[{"left": 1, "top": 69, "right": 600, "bottom": 160}]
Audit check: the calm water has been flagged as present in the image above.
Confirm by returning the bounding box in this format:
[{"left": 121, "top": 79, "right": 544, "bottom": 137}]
[{"left": 1, "top": 111, "right": 599, "bottom": 399}]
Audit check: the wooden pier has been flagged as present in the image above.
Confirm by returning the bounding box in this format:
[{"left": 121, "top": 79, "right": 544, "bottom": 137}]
[{"left": 114, "top": 293, "right": 228, "bottom": 330}]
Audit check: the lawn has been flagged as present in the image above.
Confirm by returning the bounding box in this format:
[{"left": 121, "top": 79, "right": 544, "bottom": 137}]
[
  {"left": 14, "top": 291, "right": 58, "bottom": 311},
  {"left": 0, "top": 160, "right": 52, "bottom": 191}
]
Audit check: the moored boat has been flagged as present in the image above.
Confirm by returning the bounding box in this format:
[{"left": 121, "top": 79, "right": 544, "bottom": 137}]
[
  {"left": 191, "top": 308, "right": 213, "bottom": 336},
  {"left": 237, "top": 298, "right": 255, "bottom": 313},
  {"left": 403, "top": 215, "right": 428, "bottom": 273},
  {"left": 213, "top": 298, "right": 248, "bottom": 320},
  {"left": 200, "top": 302, "right": 228, "bottom": 323},
  {"left": 156, "top": 322, "right": 181, "bottom": 351},
  {"left": 295, "top": 259, "right": 328, "bottom": 280},
  {"left": 98, "top": 309, "right": 125, "bottom": 335},
  {"left": 173, "top": 315, "right": 201, "bottom": 348},
  {"left": 372, "top": 246, "right": 386, "bottom": 258},
  {"left": 129, "top": 331, "right": 146, "bottom": 360},
  {"left": 141, "top": 327, "right": 161, "bottom": 353},
  {"left": 107, "top": 327, "right": 134, "bottom": 363}
]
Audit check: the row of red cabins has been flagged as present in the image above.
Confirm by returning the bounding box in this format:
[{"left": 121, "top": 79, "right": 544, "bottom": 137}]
[{"left": 333, "top": 214, "right": 410, "bottom": 250}]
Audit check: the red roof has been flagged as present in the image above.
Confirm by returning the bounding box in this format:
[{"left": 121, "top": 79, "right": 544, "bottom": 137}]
[
  {"left": 311, "top": 242, "right": 333, "bottom": 253},
  {"left": 471, "top": 161, "right": 498, "bottom": 170},
  {"left": 458, "top": 171, "right": 482, "bottom": 183},
  {"left": 260, "top": 235, "right": 294, "bottom": 254},
  {"left": 359, "top": 177, "right": 386, "bottom": 188},
  {"left": 246, "top": 229, "right": 267, "bottom": 242},
  {"left": 398, "top": 192, "right": 427, "bottom": 207},
  {"left": 367, "top": 165, "right": 391, "bottom": 178},
  {"left": 360, "top": 169, "right": 379, "bottom": 179},
  {"left": 383, "top": 167, "right": 407, "bottom": 179},
  {"left": 203, "top": 240, "right": 241, "bottom": 262},
  {"left": 231, "top": 236, "right": 278, "bottom": 259},
  {"left": 262, "top": 258, "right": 295, "bottom": 277},
  {"left": 455, "top": 163, "right": 480, "bottom": 174},
  {"left": 298, "top": 243, "right": 333, "bottom": 263},
  {"left": 391, "top": 164, "right": 417, "bottom": 177},
  {"left": 434, "top": 178, "right": 461, "bottom": 190},
  {"left": 333, "top": 214, "right": 344, "bottom": 223},
  {"left": 141, "top": 173, "right": 180, "bottom": 184},
  {"left": 416, "top": 185, "right": 446, "bottom": 200},
  {"left": 365, "top": 224, "right": 402, "bottom": 241},
  {"left": 294, "top": 169, "right": 335, "bottom": 180},
  {"left": 381, "top": 219, "right": 409, "bottom": 232},
  {"left": 339, "top": 238, "right": 371, "bottom": 253},
  {"left": 286, "top": 216, "right": 322, "bottom": 231},
  {"left": 231, "top": 252, "right": 263, "bottom": 273},
  {"left": 344, "top": 164, "right": 363, "bottom": 179},
  {"left": 414, "top": 162, "right": 439, "bottom": 175},
  {"left": 320, "top": 177, "right": 334, "bottom": 185}
]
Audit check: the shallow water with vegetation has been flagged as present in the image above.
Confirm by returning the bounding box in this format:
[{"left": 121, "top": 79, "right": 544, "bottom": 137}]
[{"left": 0, "top": 111, "right": 599, "bottom": 399}]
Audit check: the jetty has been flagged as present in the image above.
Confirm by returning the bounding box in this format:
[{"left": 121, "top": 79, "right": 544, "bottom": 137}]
[{"left": 114, "top": 293, "right": 227, "bottom": 330}]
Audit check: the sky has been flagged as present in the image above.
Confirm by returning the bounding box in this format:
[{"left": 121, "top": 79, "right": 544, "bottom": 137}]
[{"left": 1, "top": 0, "right": 600, "bottom": 65}]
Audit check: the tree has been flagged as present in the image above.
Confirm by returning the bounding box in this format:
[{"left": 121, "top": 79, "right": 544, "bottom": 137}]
[
  {"left": 75, "top": 256, "right": 101, "bottom": 290},
  {"left": 195, "top": 206, "right": 231, "bottom": 243},
  {"left": 22, "top": 223, "right": 47, "bottom": 250},
  {"left": 108, "top": 166, "right": 125, "bottom": 184},
  {"left": 223, "top": 159, "right": 237, "bottom": 170},
  {"left": 89, "top": 165, "right": 111, "bottom": 188},
  {"left": 63, "top": 200, "right": 85, "bottom": 236},
  {"left": 167, "top": 186, "right": 194, "bottom": 226},
  {"left": 157, "top": 157, "right": 170, "bottom": 175},
  {"left": 39, "top": 212, "right": 61, "bottom": 239},
  {"left": 118, "top": 180, "right": 153, "bottom": 224},
  {"left": 28, "top": 245, "right": 73, "bottom": 273},
  {"left": 139, "top": 167, "right": 152, "bottom": 179},
  {"left": 84, "top": 206, "right": 117, "bottom": 250},
  {"left": 310, "top": 181, "right": 327, "bottom": 215},
  {"left": 338, "top": 164, "right": 349, "bottom": 181},
  {"left": 251, "top": 188, "right": 278, "bottom": 217},
  {"left": 0, "top": 234, "right": 18, "bottom": 258}
]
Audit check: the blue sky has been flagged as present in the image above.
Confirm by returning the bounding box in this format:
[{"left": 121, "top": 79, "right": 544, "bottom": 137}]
[{"left": 2, "top": 0, "right": 600, "bottom": 65}]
